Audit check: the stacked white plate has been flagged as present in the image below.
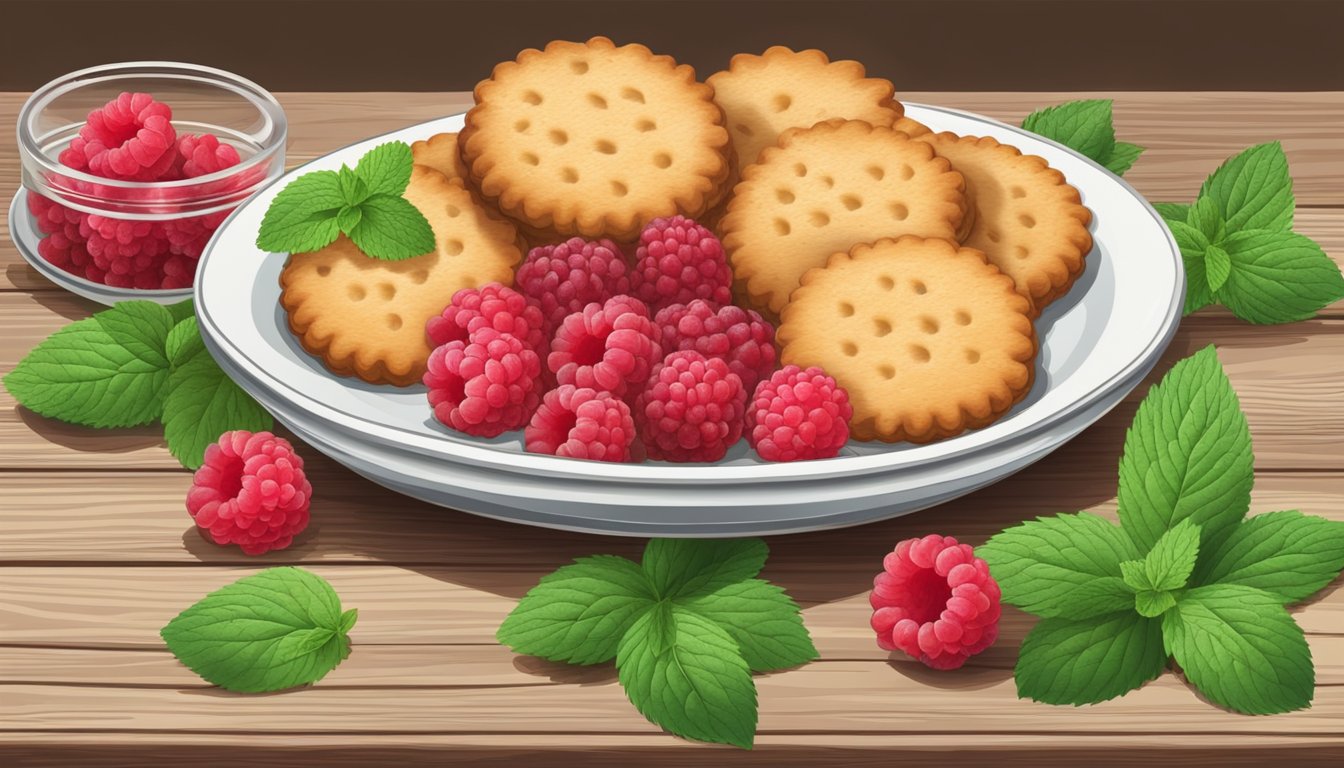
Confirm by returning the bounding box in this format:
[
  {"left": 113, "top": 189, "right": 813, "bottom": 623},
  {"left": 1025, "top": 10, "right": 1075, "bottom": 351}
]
[{"left": 195, "top": 104, "right": 1184, "bottom": 537}]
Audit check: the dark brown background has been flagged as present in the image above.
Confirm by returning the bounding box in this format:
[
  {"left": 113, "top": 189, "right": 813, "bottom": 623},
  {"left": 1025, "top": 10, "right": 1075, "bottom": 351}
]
[{"left": 2, "top": 0, "right": 1341, "bottom": 92}]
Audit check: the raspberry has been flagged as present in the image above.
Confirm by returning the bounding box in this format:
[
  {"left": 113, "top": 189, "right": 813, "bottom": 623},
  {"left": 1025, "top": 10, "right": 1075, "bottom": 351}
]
[
  {"left": 747, "top": 365, "right": 852, "bottom": 462},
  {"left": 424, "top": 328, "right": 541, "bottom": 437},
  {"left": 548, "top": 295, "right": 661, "bottom": 397},
  {"left": 426, "top": 282, "right": 546, "bottom": 354},
  {"left": 870, "top": 535, "right": 1002, "bottom": 670},
  {"left": 186, "top": 430, "right": 313, "bottom": 555},
  {"left": 175, "top": 133, "right": 242, "bottom": 178},
  {"left": 62, "top": 92, "right": 178, "bottom": 181},
  {"left": 655, "top": 299, "right": 776, "bottom": 392},
  {"left": 525, "top": 385, "right": 636, "bottom": 462},
  {"left": 515, "top": 237, "right": 632, "bottom": 333},
  {"left": 635, "top": 351, "right": 747, "bottom": 463},
  {"left": 630, "top": 216, "right": 732, "bottom": 312}
]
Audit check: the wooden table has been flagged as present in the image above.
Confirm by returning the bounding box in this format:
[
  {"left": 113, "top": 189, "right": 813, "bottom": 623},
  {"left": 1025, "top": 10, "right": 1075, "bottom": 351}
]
[{"left": 2, "top": 91, "right": 1342, "bottom": 766}]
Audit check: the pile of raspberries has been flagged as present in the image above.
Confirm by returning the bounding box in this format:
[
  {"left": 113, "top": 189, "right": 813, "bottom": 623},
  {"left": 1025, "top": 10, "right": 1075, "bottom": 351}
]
[
  {"left": 423, "top": 215, "right": 854, "bottom": 463},
  {"left": 29, "top": 92, "right": 250, "bottom": 289}
]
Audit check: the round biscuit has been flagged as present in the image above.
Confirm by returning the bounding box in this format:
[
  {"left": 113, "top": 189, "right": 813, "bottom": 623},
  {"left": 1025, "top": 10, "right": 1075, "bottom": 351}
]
[
  {"left": 411, "top": 132, "right": 470, "bottom": 183},
  {"left": 891, "top": 115, "right": 931, "bottom": 138}
]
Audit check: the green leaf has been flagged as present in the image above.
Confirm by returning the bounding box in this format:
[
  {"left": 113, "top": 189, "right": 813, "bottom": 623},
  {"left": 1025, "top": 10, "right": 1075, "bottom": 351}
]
[
  {"left": 1199, "top": 142, "right": 1295, "bottom": 233},
  {"left": 1204, "top": 244, "right": 1232, "bottom": 292},
  {"left": 1021, "top": 99, "right": 1117, "bottom": 165},
  {"left": 496, "top": 555, "right": 656, "bottom": 665},
  {"left": 346, "top": 194, "right": 436, "bottom": 261},
  {"left": 338, "top": 608, "right": 358, "bottom": 635},
  {"left": 1014, "top": 612, "right": 1167, "bottom": 706},
  {"left": 336, "top": 205, "right": 363, "bottom": 233},
  {"left": 1166, "top": 219, "right": 1215, "bottom": 315},
  {"left": 678, "top": 579, "right": 817, "bottom": 672},
  {"left": 977, "top": 512, "right": 1138, "bottom": 619},
  {"left": 162, "top": 338, "right": 273, "bottom": 469},
  {"left": 1154, "top": 202, "right": 1192, "bottom": 221},
  {"left": 1134, "top": 590, "right": 1178, "bottom": 618},
  {"left": 1187, "top": 195, "right": 1226, "bottom": 244},
  {"left": 617, "top": 603, "right": 757, "bottom": 749},
  {"left": 354, "top": 141, "right": 415, "bottom": 197},
  {"left": 160, "top": 567, "right": 356, "bottom": 693},
  {"left": 1162, "top": 584, "right": 1313, "bottom": 714},
  {"left": 337, "top": 165, "right": 370, "bottom": 206},
  {"left": 1195, "top": 510, "right": 1344, "bottom": 603},
  {"left": 1106, "top": 141, "right": 1144, "bottom": 175},
  {"left": 641, "top": 538, "right": 769, "bottom": 600},
  {"left": 1117, "top": 346, "right": 1253, "bottom": 562},
  {"left": 165, "top": 315, "right": 204, "bottom": 367},
  {"left": 3, "top": 302, "right": 174, "bottom": 428},
  {"left": 255, "top": 170, "right": 346, "bottom": 253},
  {"left": 166, "top": 298, "right": 195, "bottom": 325},
  {"left": 1217, "top": 230, "right": 1344, "bottom": 324},
  {"left": 1142, "top": 519, "right": 1201, "bottom": 592}
]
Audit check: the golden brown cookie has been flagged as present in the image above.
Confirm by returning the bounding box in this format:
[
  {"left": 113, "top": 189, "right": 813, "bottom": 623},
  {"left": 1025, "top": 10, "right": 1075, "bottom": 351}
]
[
  {"left": 778, "top": 237, "right": 1037, "bottom": 443},
  {"left": 279, "top": 166, "right": 522, "bottom": 386},
  {"left": 891, "top": 115, "right": 932, "bottom": 138},
  {"left": 920, "top": 132, "right": 1093, "bottom": 315},
  {"left": 721, "top": 119, "right": 966, "bottom": 317},
  {"left": 410, "top": 132, "right": 469, "bottom": 183},
  {"left": 459, "top": 36, "right": 731, "bottom": 242}
]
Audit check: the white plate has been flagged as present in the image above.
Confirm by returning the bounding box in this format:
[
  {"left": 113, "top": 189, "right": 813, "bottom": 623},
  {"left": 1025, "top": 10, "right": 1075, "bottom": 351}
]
[{"left": 196, "top": 104, "right": 1184, "bottom": 536}]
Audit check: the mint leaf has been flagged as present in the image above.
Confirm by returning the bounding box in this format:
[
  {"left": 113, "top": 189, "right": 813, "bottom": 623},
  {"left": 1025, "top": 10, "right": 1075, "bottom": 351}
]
[
  {"left": 1166, "top": 219, "right": 1215, "bottom": 315},
  {"left": 354, "top": 141, "right": 415, "bottom": 197},
  {"left": 162, "top": 332, "right": 273, "bottom": 469},
  {"left": 1217, "top": 230, "right": 1344, "bottom": 324},
  {"left": 336, "top": 205, "right": 363, "bottom": 233},
  {"left": 642, "top": 538, "right": 768, "bottom": 599},
  {"left": 166, "top": 298, "right": 195, "bottom": 325},
  {"left": 337, "top": 166, "right": 369, "bottom": 206},
  {"left": 346, "top": 194, "right": 436, "bottom": 261},
  {"left": 977, "top": 512, "right": 1137, "bottom": 619},
  {"left": 1195, "top": 511, "right": 1344, "bottom": 603},
  {"left": 1154, "top": 202, "right": 1191, "bottom": 221},
  {"left": 1204, "top": 244, "right": 1232, "bottom": 292},
  {"left": 617, "top": 603, "right": 757, "bottom": 749},
  {"left": 1022, "top": 99, "right": 1117, "bottom": 165},
  {"left": 1162, "top": 584, "right": 1313, "bottom": 714},
  {"left": 1199, "top": 142, "right": 1294, "bottom": 233},
  {"left": 165, "top": 315, "right": 204, "bottom": 366},
  {"left": 1141, "top": 519, "right": 1201, "bottom": 592},
  {"left": 3, "top": 302, "right": 173, "bottom": 428},
  {"left": 1106, "top": 141, "right": 1144, "bottom": 175},
  {"left": 497, "top": 554, "right": 655, "bottom": 665},
  {"left": 1134, "top": 590, "right": 1178, "bottom": 618},
  {"left": 1188, "top": 195, "right": 1226, "bottom": 243},
  {"left": 1117, "top": 346, "right": 1253, "bottom": 561},
  {"left": 160, "top": 567, "right": 356, "bottom": 693},
  {"left": 1015, "top": 612, "right": 1167, "bottom": 706},
  {"left": 256, "top": 170, "right": 345, "bottom": 253},
  {"left": 678, "top": 579, "right": 817, "bottom": 672}
]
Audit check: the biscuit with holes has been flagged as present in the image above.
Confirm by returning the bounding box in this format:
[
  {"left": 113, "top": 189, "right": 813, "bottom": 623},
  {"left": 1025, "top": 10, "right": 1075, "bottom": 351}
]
[
  {"left": 920, "top": 132, "right": 1092, "bottom": 315},
  {"left": 891, "top": 115, "right": 931, "bottom": 138},
  {"left": 280, "top": 166, "right": 522, "bottom": 386},
  {"left": 778, "top": 237, "right": 1037, "bottom": 443},
  {"left": 721, "top": 119, "right": 966, "bottom": 317},
  {"left": 459, "top": 36, "right": 731, "bottom": 243},
  {"left": 411, "top": 132, "right": 470, "bottom": 183}
]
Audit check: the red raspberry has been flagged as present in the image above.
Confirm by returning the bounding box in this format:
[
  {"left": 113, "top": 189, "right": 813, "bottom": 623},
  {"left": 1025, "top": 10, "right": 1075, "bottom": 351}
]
[
  {"left": 635, "top": 350, "right": 747, "bottom": 463},
  {"left": 514, "top": 237, "right": 632, "bottom": 333},
  {"left": 61, "top": 92, "right": 178, "bottom": 181},
  {"left": 747, "top": 365, "right": 852, "bottom": 461},
  {"left": 175, "top": 133, "right": 242, "bottom": 178},
  {"left": 655, "top": 299, "right": 776, "bottom": 393},
  {"left": 630, "top": 216, "right": 732, "bottom": 312},
  {"left": 525, "top": 385, "right": 636, "bottom": 462},
  {"left": 548, "top": 295, "right": 661, "bottom": 397},
  {"left": 186, "top": 430, "right": 313, "bottom": 556},
  {"left": 424, "top": 328, "right": 541, "bottom": 437},
  {"left": 426, "top": 282, "right": 546, "bottom": 354},
  {"left": 870, "top": 535, "right": 1002, "bottom": 670}
]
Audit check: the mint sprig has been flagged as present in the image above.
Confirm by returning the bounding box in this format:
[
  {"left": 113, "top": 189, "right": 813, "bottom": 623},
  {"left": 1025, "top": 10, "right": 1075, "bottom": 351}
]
[
  {"left": 256, "top": 141, "right": 435, "bottom": 261},
  {"left": 1022, "top": 99, "right": 1144, "bottom": 175},
  {"left": 980, "top": 346, "right": 1344, "bottom": 714},
  {"left": 161, "top": 567, "right": 357, "bottom": 693},
  {"left": 498, "top": 538, "right": 817, "bottom": 749}
]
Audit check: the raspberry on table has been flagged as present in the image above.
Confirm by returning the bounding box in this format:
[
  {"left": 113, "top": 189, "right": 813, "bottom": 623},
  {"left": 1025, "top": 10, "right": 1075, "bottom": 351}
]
[
  {"left": 515, "top": 237, "right": 632, "bottom": 333},
  {"left": 634, "top": 350, "right": 747, "bottom": 463},
  {"left": 426, "top": 282, "right": 546, "bottom": 354},
  {"left": 747, "top": 365, "right": 852, "bottom": 462},
  {"left": 525, "top": 385, "right": 636, "bottom": 462},
  {"left": 630, "top": 215, "right": 733, "bottom": 312},
  {"left": 548, "top": 295, "right": 661, "bottom": 397},
  {"left": 62, "top": 92, "right": 178, "bottom": 182},
  {"left": 186, "top": 430, "right": 313, "bottom": 556},
  {"left": 870, "top": 535, "right": 1002, "bottom": 670},
  {"left": 424, "top": 328, "right": 542, "bottom": 437},
  {"left": 655, "top": 299, "right": 776, "bottom": 392}
]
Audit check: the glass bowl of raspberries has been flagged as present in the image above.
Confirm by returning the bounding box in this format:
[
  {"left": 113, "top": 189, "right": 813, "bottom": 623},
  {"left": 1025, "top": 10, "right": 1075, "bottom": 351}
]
[{"left": 13, "top": 61, "right": 286, "bottom": 304}]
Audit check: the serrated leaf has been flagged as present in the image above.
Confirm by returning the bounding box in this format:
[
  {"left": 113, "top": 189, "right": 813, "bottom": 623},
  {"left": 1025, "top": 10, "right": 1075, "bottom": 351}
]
[
  {"left": 1162, "top": 584, "right": 1313, "bottom": 714},
  {"left": 678, "top": 579, "right": 817, "bottom": 672},
  {"left": 165, "top": 316, "right": 204, "bottom": 367},
  {"left": 255, "top": 170, "right": 346, "bottom": 253},
  {"left": 1015, "top": 613, "right": 1167, "bottom": 706},
  {"left": 1021, "top": 99, "right": 1117, "bottom": 165},
  {"left": 1117, "top": 346, "right": 1253, "bottom": 563},
  {"left": 1217, "top": 230, "right": 1344, "bottom": 324},
  {"left": 1166, "top": 219, "right": 1215, "bottom": 315},
  {"left": 160, "top": 567, "right": 356, "bottom": 693},
  {"left": 617, "top": 603, "right": 757, "bottom": 749},
  {"left": 1204, "top": 244, "right": 1232, "bottom": 292},
  {"left": 354, "top": 141, "right": 415, "bottom": 197},
  {"left": 1106, "top": 141, "right": 1144, "bottom": 175},
  {"left": 642, "top": 538, "right": 769, "bottom": 599},
  {"left": 1188, "top": 195, "right": 1226, "bottom": 243},
  {"left": 337, "top": 165, "right": 369, "bottom": 206},
  {"left": 336, "top": 205, "right": 363, "bottom": 233},
  {"left": 977, "top": 512, "right": 1138, "bottom": 619},
  {"left": 346, "top": 194, "right": 436, "bottom": 261},
  {"left": 1134, "top": 590, "right": 1178, "bottom": 618},
  {"left": 1142, "top": 519, "right": 1201, "bottom": 592},
  {"left": 1154, "top": 202, "right": 1192, "bottom": 221},
  {"left": 1199, "top": 142, "right": 1295, "bottom": 233},
  {"left": 496, "top": 555, "right": 656, "bottom": 665},
  {"left": 1195, "top": 511, "right": 1344, "bottom": 603},
  {"left": 162, "top": 340, "right": 273, "bottom": 469},
  {"left": 166, "top": 298, "right": 195, "bottom": 325}
]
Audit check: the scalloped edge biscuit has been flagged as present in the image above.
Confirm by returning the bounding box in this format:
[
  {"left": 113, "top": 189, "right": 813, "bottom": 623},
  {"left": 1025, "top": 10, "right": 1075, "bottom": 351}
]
[{"left": 411, "top": 132, "right": 470, "bottom": 184}]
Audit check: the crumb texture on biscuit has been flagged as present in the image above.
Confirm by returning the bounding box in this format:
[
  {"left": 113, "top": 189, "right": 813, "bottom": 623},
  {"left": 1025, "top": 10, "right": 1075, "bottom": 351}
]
[{"left": 777, "top": 236, "right": 1036, "bottom": 443}]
